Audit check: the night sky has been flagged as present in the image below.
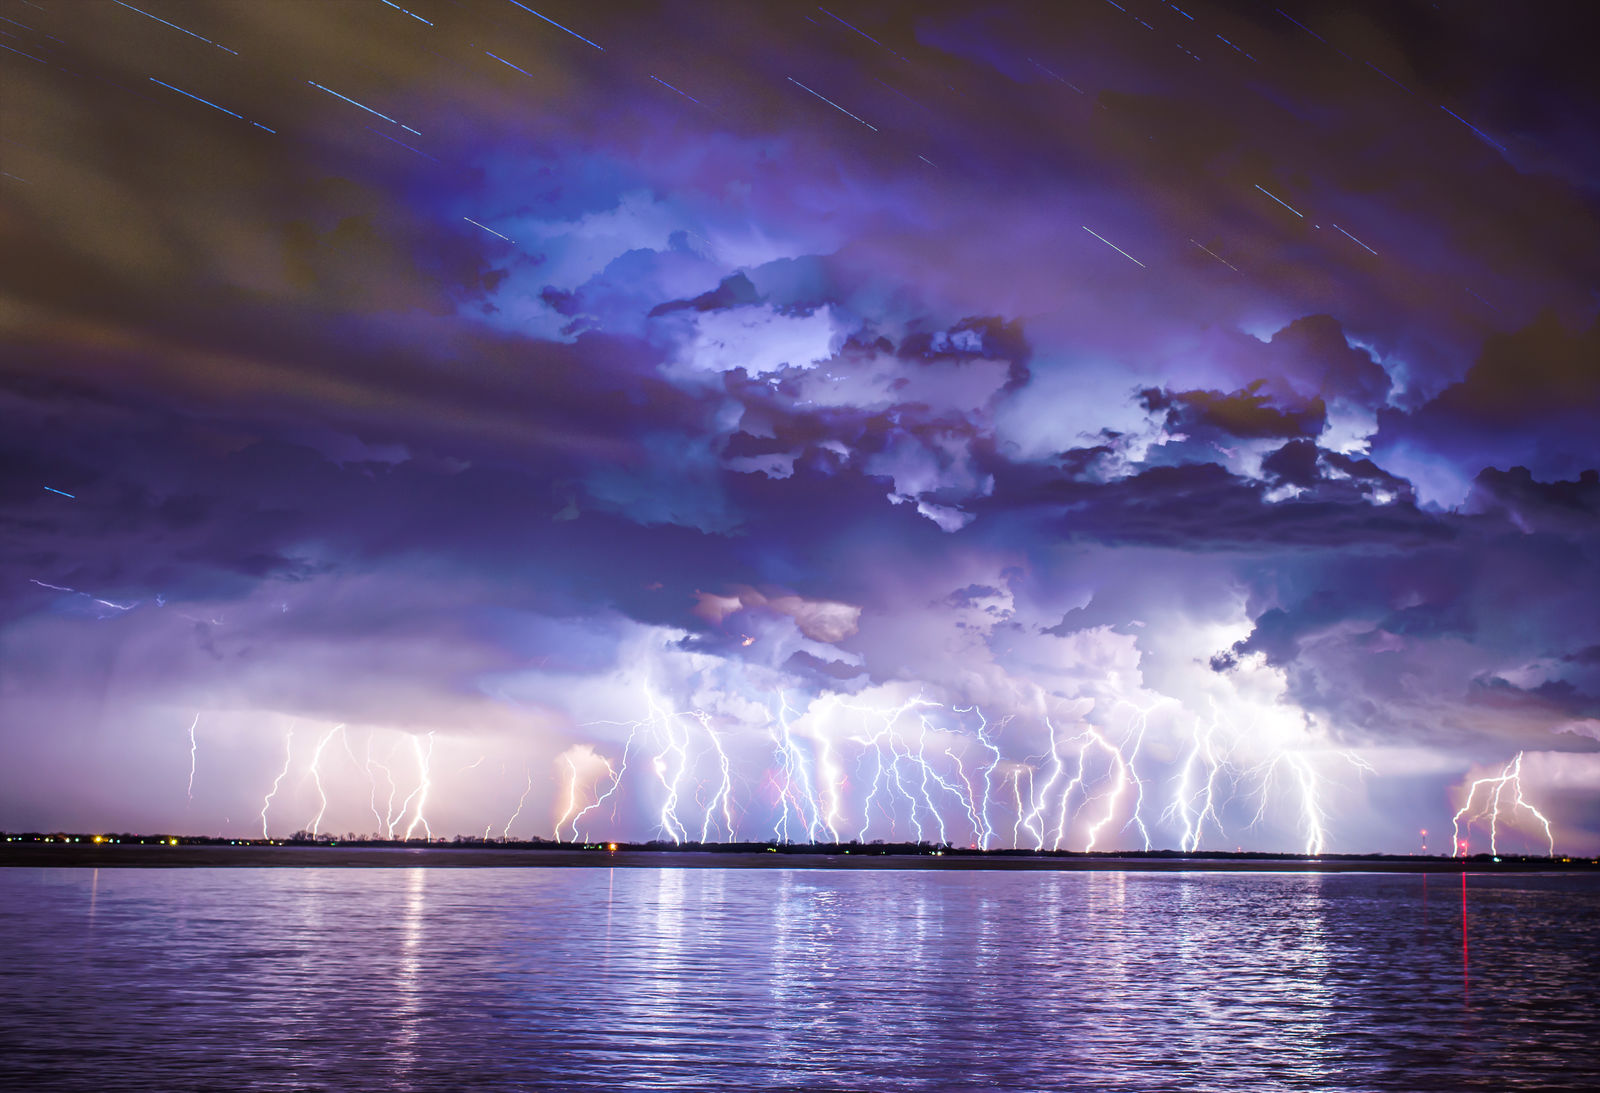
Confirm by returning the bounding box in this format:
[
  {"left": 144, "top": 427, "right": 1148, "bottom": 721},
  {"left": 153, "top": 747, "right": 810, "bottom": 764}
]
[{"left": 3, "top": 0, "right": 1597, "bottom": 854}]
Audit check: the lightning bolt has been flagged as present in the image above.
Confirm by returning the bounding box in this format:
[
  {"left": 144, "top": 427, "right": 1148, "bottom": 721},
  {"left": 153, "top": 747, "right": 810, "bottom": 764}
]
[
  {"left": 649, "top": 693, "right": 690, "bottom": 844},
  {"left": 1081, "top": 726, "right": 1130, "bottom": 853},
  {"left": 1452, "top": 752, "right": 1555, "bottom": 857},
  {"left": 915, "top": 708, "right": 984, "bottom": 845},
  {"left": 581, "top": 689, "right": 737, "bottom": 846},
  {"left": 1114, "top": 699, "right": 1165, "bottom": 851},
  {"left": 364, "top": 737, "right": 399, "bottom": 839},
  {"left": 885, "top": 728, "right": 925, "bottom": 844},
  {"left": 1011, "top": 768, "right": 1028, "bottom": 849},
  {"left": 502, "top": 768, "right": 533, "bottom": 840},
  {"left": 1167, "top": 703, "right": 1225, "bottom": 852},
  {"left": 944, "top": 746, "right": 985, "bottom": 848},
  {"left": 957, "top": 705, "right": 1005, "bottom": 849},
  {"left": 306, "top": 724, "right": 345, "bottom": 837},
  {"left": 908, "top": 714, "right": 941, "bottom": 845},
  {"left": 260, "top": 729, "right": 294, "bottom": 839},
  {"left": 556, "top": 755, "right": 583, "bottom": 841},
  {"left": 651, "top": 752, "right": 687, "bottom": 843},
  {"left": 1023, "top": 718, "right": 1066, "bottom": 850},
  {"left": 811, "top": 703, "right": 846, "bottom": 842},
  {"left": 185, "top": 712, "right": 200, "bottom": 802},
  {"left": 856, "top": 724, "right": 889, "bottom": 843},
  {"left": 842, "top": 696, "right": 944, "bottom": 843},
  {"left": 401, "top": 732, "right": 435, "bottom": 841},
  {"left": 1052, "top": 724, "right": 1097, "bottom": 851},
  {"left": 696, "top": 709, "right": 738, "bottom": 842},
  {"left": 569, "top": 721, "right": 640, "bottom": 841},
  {"left": 773, "top": 691, "right": 827, "bottom": 843},
  {"left": 1244, "top": 751, "right": 1311, "bottom": 857},
  {"left": 1289, "top": 753, "right": 1326, "bottom": 856}
]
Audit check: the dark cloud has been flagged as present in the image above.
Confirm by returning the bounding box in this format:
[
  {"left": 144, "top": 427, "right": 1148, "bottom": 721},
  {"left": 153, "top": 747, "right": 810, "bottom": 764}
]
[
  {"left": 1376, "top": 314, "right": 1600, "bottom": 488},
  {"left": 987, "top": 460, "right": 1450, "bottom": 552},
  {"left": 1472, "top": 677, "right": 1600, "bottom": 721},
  {"left": 1432, "top": 313, "right": 1599, "bottom": 424},
  {"left": 1466, "top": 466, "right": 1600, "bottom": 533},
  {"left": 1261, "top": 439, "right": 1321, "bottom": 488},
  {"left": 1265, "top": 314, "right": 1392, "bottom": 407},
  {"left": 1141, "top": 383, "right": 1327, "bottom": 440},
  {"left": 649, "top": 272, "right": 764, "bottom": 316}
]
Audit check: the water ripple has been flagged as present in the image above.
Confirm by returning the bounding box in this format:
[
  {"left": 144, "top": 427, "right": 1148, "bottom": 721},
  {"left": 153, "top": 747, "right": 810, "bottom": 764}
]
[{"left": 2, "top": 868, "right": 1597, "bottom": 1091}]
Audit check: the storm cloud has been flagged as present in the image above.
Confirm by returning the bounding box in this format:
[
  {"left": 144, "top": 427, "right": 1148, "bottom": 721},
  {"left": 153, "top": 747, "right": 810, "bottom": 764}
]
[{"left": 2, "top": 0, "right": 1597, "bottom": 853}]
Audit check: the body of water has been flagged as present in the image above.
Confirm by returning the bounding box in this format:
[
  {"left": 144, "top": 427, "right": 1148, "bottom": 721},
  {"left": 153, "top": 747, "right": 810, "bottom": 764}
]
[{"left": 2, "top": 867, "right": 1596, "bottom": 1090}]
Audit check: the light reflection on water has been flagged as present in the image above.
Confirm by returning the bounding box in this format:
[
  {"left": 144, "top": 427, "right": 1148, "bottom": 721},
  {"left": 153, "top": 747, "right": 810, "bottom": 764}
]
[{"left": 3, "top": 868, "right": 1598, "bottom": 1091}]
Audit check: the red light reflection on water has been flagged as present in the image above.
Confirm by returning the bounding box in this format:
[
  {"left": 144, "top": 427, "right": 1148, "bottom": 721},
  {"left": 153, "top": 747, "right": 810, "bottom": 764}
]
[{"left": 1461, "top": 872, "right": 1470, "bottom": 1004}]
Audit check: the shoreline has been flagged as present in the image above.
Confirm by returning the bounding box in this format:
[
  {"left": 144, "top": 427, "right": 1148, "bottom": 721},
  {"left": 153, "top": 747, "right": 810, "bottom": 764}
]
[{"left": 1, "top": 843, "right": 1591, "bottom": 872}]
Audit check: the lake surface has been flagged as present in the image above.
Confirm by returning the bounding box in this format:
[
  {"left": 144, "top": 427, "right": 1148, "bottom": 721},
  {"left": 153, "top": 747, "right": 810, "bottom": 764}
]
[{"left": 2, "top": 868, "right": 1597, "bottom": 1091}]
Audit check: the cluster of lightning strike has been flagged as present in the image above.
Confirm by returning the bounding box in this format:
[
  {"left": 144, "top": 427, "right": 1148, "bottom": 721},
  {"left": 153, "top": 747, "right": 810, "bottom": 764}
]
[
  {"left": 249, "top": 723, "right": 439, "bottom": 841},
  {"left": 221, "top": 684, "right": 1359, "bottom": 851},
  {"left": 1451, "top": 752, "right": 1556, "bottom": 857},
  {"left": 556, "top": 687, "right": 1356, "bottom": 854},
  {"left": 564, "top": 688, "right": 736, "bottom": 844}
]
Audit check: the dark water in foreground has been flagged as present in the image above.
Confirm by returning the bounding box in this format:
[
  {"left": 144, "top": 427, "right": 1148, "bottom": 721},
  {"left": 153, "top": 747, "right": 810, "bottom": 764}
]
[{"left": 2, "top": 869, "right": 1597, "bottom": 1091}]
